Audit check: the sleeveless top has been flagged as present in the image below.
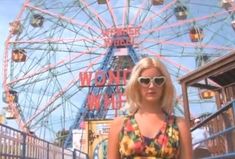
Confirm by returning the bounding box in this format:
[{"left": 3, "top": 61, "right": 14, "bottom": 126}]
[{"left": 119, "top": 112, "right": 180, "bottom": 159}]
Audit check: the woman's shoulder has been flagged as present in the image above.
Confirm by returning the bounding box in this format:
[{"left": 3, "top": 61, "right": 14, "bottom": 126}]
[
  {"left": 110, "top": 115, "right": 132, "bottom": 131},
  {"left": 110, "top": 116, "right": 126, "bottom": 131},
  {"left": 111, "top": 116, "right": 125, "bottom": 125},
  {"left": 175, "top": 116, "right": 191, "bottom": 131},
  {"left": 166, "top": 114, "right": 189, "bottom": 128}
]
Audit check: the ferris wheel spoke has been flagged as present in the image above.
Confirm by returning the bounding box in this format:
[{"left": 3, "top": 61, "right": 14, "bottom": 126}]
[
  {"left": 79, "top": 0, "right": 109, "bottom": 29},
  {"left": 17, "top": 11, "right": 100, "bottom": 43},
  {"left": 137, "top": 13, "right": 175, "bottom": 46},
  {"left": 12, "top": 57, "right": 102, "bottom": 90},
  {"left": 25, "top": 3, "right": 101, "bottom": 34},
  {"left": 9, "top": 37, "right": 102, "bottom": 45},
  {"left": 142, "top": 47, "right": 191, "bottom": 73},
  {"left": 25, "top": 78, "right": 82, "bottom": 126},
  {"left": 25, "top": 54, "right": 105, "bottom": 126},
  {"left": 129, "top": 0, "right": 148, "bottom": 26},
  {"left": 142, "top": 8, "right": 234, "bottom": 35},
  {"left": 12, "top": 64, "right": 102, "bottom": 96},
  {"left": 204, "top": 21, "right": 235, "bottom": 45},
  {"left": 9, "top": 47, "right": 103, "bottom": 85},
  {"left": 122, "top": 0, "right": 130, "bottom": 26},
  {"left": 141, "top": 38, "right": 235, "bottom": 51},
  {"left": 105, "top": 0, "right": 117, "bottom": 27},
  {"left": 190, "top": 2, "right": 224, "bottom": 8},
  {"left": 12, "top": 55, "right": 101, "bottom": 85},
  {"left": 138, "top": 0, "right": 177, "bottom": 28},
  {"left": 30, "top": 89, "right": 84, "bottom": 129}
]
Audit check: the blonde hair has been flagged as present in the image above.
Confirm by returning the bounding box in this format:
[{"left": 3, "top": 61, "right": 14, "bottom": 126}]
[{"left": 125, "top": 57, "right": 175, "bottom": 113}]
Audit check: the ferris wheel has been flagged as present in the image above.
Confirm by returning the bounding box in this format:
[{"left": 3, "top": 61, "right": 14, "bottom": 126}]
[{"left": 2, "top": 0, "right": 235, "bottom": 146}]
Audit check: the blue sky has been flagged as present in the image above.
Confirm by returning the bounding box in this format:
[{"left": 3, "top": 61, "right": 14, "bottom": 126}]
[{"left": 0, "top": 0, "right": 24, "bottom": 120}]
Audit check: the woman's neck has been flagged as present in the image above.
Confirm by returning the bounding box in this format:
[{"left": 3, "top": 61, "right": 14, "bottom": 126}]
[
  {"left": 136, "top": 105, "right": 165, "bottom": 121},
  {"left": 138, "top": 101, "right": 163, "bottom": 114}
]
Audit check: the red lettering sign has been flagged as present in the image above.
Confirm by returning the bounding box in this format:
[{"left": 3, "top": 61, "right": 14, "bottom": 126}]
[
  {"left": 79, "top": 69, "right": 131, "bottom": 87},
  {"left": 79, "top": 72, "right": 92, "bottom": 86},
  {"left": 102, "top": 27, "right": 140, "bottom": 47},
  {"left": 87, "top": 93, "right": 126, "bottom": 111}
]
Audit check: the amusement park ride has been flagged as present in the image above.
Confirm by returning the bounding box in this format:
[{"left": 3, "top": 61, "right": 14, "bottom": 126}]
[{"left": 1, "top": 0, "right": 235, "bottom": 158}]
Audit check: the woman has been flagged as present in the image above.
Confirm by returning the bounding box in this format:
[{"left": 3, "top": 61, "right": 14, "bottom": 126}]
[{"left": 107, "top": 57, "right": 192, "bottom": 159}]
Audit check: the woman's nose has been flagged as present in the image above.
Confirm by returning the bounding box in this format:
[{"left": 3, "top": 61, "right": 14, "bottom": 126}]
[{"left": 149, "top": 81, "right": 155, "bottom": 88}]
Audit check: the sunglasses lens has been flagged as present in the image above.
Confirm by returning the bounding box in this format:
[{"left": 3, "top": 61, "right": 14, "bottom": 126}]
[
  {"left": 154, "top": 77, "right": 165, "bottom": 86},
  {"left": 139, "top": 78, "right": 150, "bottom": 85}
]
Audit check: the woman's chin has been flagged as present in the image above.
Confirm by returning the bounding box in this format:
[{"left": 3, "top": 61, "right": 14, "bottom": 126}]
[{"left": 144, "top": 97, "right": 160, "bottom": 103}]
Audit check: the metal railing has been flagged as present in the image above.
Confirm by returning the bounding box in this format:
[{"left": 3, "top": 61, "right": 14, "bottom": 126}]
[
  {"left": 0, "top": 123, "right": 88, "bottom": 159},
  {"left": 191, "top": 100, "right": 235, "bottom": 159}
]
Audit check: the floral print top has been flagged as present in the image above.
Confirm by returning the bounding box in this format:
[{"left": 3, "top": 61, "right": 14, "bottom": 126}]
[{"left": 119, "top": 112, "right": 180, "bottom": 159}]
